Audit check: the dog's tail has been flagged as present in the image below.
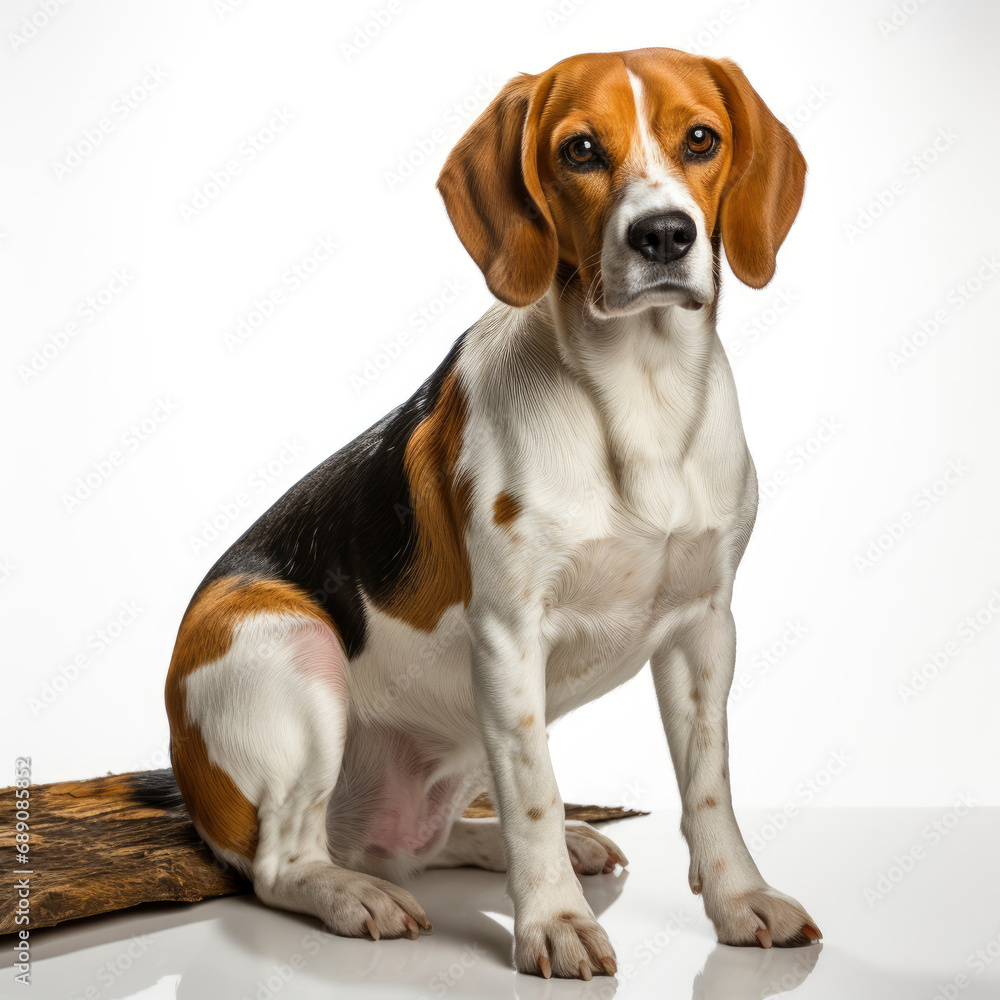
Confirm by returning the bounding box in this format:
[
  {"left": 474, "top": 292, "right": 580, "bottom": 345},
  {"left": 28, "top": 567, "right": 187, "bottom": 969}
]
[{"left": 118, "top": 766, "right": 187, "bottom": 808}]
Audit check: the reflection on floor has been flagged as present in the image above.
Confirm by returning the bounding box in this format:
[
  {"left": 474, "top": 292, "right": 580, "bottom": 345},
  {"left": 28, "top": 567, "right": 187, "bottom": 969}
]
[{"left": 4, "top": 807, "right": 998, "bottom": 999}]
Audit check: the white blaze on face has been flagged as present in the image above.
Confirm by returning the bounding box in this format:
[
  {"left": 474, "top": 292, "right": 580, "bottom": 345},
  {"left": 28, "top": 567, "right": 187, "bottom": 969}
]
[{"left": 596, "top": 69, "right": 716, "bottom": 315}]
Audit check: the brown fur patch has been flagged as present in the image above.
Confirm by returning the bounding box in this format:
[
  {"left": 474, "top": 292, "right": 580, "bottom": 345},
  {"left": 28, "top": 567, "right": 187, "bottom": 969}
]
[
  {"left": 165, "top": 576, "right": 335, "bottom": 679},
  {"left": 527, "top": 806, "right": 546, "bottom": 821},
  {"left": 169, "top": 722, "right": 258, "bottom": 859},
  {"left": 518, "top": 713, "right": 535, "bottom": 728},
  {"left": 436, "top": 75, "right": 559, "bottom": 307},
  {"left": 379, "top": 372, "right": 473, "bottom": 631},
  {"left": 164, "top": 575, "right": 338, "bottom": 859},
  {"left": 492, "top": 491, "right": 522, "bottom": 527},
  {"left": 697, "top": 795, "right": 718, "bottom": 811}
]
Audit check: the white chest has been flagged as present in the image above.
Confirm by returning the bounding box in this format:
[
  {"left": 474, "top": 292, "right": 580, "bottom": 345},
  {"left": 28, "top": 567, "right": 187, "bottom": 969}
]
[
  {"left": 458, "top": 301, "right": 757, "bottom": 717},
  {"left": 537, "top": 522, "right": 731, "bottom": 714}
]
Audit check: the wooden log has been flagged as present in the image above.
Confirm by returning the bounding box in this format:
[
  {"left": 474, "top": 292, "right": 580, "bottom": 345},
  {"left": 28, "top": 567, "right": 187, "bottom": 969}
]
[{"left": 1, "top": 770, "right": 647, "bottom": 934}]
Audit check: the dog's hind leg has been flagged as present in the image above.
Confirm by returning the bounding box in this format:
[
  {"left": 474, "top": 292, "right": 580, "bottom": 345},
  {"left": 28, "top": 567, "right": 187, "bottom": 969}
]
[
  {"left": 429, "top": 817, "right": 628, "bottom": 876},
  {"left": 165, "top": 576, "right": 431, "bottom": 939}
]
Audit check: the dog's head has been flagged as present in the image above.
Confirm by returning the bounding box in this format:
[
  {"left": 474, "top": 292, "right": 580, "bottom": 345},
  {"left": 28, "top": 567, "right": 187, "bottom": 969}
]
[{"left": 436, "top": 48, "right": 806, "bottom": 315}]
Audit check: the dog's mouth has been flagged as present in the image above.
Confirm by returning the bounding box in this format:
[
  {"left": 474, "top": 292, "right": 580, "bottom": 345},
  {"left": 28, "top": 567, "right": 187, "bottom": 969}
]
[
  {"left": 633, "top": 279, "right": 709, "bottom": 310},
  {"left": 595, "top": 278, "right": 712, "bottom": 317}
]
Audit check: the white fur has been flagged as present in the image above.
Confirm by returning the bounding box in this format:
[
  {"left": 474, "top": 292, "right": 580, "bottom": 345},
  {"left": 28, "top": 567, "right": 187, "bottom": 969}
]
[{"left": 597, "top": 71, "right": 716, "bottom": 315}]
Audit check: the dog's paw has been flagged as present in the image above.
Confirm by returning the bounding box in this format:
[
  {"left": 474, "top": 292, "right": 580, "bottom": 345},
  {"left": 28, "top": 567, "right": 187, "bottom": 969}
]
[
  {"left": 565, "top": 821, "right": 628, "bottom": 875},
  {"left": 515, "top": 904, "right": 617, "bottom": 979},
  {"left": 705, "top": 883, "right": 821, "bottom": 948},
  {"left": 313, "top": 869, "right": 432, "bottom": 940}
]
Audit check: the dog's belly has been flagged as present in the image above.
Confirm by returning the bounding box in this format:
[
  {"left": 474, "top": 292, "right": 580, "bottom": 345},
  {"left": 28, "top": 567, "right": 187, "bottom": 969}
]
[
  {"left": 332, "top": 605, "right": 486, "bottom": 869},
  {"left": 326, "top": 725, "right": 472, "bottom": 858}
]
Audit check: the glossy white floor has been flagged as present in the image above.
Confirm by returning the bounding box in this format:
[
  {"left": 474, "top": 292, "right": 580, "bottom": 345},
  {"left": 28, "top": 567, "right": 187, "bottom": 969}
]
[{"left": 5, "top": 807, "right": 998, "bottom": 1000}]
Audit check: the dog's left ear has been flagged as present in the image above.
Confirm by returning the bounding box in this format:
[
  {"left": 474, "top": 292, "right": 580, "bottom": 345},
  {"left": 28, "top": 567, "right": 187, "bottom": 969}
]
[
  {"left": 436, "top": 74, "right": 558, "bottom": 308},
  {"left": 705, "top": 58, "right": 807, "bottom": 289}
]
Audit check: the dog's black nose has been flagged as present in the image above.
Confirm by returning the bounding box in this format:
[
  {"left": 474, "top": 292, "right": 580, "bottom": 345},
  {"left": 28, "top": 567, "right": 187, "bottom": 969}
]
[{"left": 628, "top": 211, "right": 696, "bottom": 264}]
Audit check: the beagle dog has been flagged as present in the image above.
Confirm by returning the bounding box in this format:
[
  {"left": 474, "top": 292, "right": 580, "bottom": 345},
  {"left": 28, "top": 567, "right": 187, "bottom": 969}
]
[{"left": 165, "top": 47, "right": 819, "bottom": 979}]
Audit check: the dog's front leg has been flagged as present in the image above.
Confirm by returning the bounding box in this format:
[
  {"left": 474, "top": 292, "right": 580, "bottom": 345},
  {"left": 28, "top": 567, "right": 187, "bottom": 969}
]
[
  {"left": 469, "top": 617, "right": 616, "bottom": 979},
  {"left": 650, "top": 600, "right": 822, "bottom": 947}
]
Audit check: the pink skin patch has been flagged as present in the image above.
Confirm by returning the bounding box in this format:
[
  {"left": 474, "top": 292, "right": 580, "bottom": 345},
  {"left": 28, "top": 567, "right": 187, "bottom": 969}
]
[
  {"left": 365, "top": 752, "right": 457, "bottom": 858},
  {"left": 287, "top": 618, "right": 349, "bottom": 701}
]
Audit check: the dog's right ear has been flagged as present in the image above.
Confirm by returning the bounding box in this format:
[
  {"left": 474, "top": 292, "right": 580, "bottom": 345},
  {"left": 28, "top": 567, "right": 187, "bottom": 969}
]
[{"left": 436, "top": 74, "right": 558, "bottom": 308}]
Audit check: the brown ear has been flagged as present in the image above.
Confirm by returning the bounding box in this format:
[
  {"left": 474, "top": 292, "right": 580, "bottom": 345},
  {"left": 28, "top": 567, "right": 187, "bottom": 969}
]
[
  {"left": 706, "top": 58, "right": 807, "bottom": 288},
  {"left": 436, "top": 74, "right": 558, "bottom": 308}
]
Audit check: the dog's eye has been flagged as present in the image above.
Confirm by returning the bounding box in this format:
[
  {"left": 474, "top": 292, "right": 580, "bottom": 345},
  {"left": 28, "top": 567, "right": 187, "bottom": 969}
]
[
  {"left": 685, "top": 126, "right": 718, "bottom": 158},
  {"left": 563, "top": 135, "right": 605, "bottom": 170}
]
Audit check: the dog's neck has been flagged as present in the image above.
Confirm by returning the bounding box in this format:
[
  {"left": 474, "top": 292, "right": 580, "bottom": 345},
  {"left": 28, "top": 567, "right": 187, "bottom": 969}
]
[
  {"left": 544, "top": 277, "right": 730, "bottom": 474},
  {"left": 466, "top": 274, "right": 743, "bottom": 513}
]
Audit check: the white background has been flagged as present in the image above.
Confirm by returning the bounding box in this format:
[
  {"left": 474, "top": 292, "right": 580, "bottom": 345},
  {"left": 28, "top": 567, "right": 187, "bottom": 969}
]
[{"left": 4, "top": 0, "right": 999, "bottom": 815}]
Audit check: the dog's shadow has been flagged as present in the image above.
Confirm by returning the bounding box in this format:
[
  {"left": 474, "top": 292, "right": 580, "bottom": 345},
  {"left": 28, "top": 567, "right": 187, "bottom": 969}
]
[
  {"left": 206, "top": 866, "right": 827, "bottom": 1000},
  {"left": 182, "top": 863, "right": 629, "bottom": 994},
  {"left": 40, "top": 866, "right": 923, "bottom": 1000},
  {"left": 207, "top": 868, "right": 827, "bottom": 998}
]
